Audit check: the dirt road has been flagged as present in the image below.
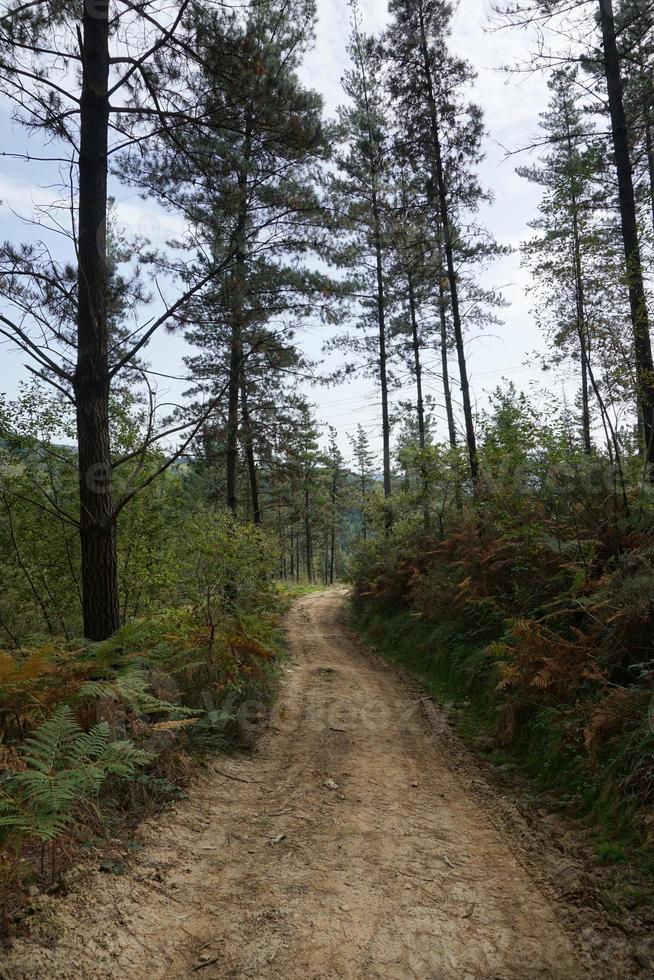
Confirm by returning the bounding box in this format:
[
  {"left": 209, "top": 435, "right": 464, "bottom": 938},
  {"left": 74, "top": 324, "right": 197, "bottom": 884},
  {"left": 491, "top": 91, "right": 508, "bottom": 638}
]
[{"left": 1, "top": 591, "right": 642, "bottom": 978}]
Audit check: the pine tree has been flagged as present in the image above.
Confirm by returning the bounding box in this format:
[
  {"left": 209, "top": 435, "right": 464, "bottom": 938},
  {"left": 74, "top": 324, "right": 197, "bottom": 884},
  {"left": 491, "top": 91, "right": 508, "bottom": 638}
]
[
  {"left": 0, "top": 0, "right": 237, "bottom": 639},
  {"left": 385, "top": 0, "right": 494, "bottom": 490},
  {"left": 500, "top": 0, "right": 654, "bottom": 475},
  {"left": 348, "top": 424, "right": 377, "bottom": 540},
  {"left": 325, "top": 427, "right": 346, "bottom": 583},
  {"left": 120, "top": 0, "right": 330, "bottom": 520},
  {"left": 329, "top": 7, "right": 394, "bottom": 523},
  {"left": 517, "top": 70, "right": 626, "bottom": 459},
  {"left": 618, "top": 0, "right": 654, "bottom": 240}
]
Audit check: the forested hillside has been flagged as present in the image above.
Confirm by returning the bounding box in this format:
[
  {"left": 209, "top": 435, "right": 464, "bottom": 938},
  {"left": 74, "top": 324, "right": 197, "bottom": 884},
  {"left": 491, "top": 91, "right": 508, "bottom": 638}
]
[{"left": 0, "top": 0, "right": 653, "bottom": 961}]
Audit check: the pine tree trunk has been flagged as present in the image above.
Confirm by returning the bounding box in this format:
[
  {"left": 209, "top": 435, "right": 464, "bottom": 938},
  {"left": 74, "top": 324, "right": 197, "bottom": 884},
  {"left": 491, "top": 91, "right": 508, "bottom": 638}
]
[
  {"left": 368, "top": 188, "right": 392, "bottom": 531},
  {"left": 75, "top": 0, "right": 119, "bottom": 641},
  {"left": 353, "top": 30, "right": 392, "bottom": 518},
  {"left": 225, "top": 123, "right": 252, "bottom": 514},
  {"left": 330, "top": 470, "right": 337, "bottom": 584},
  {"left": 645, "top": 108, "right": 654, "bottom": 237},
  {"left": 580, "top": 352, "right": 592, "bottom": 455},
  {"left": 373, "top": 209, "right": 392, "bottom": 507},
  {"left": 564, "top": 114, "right": 593, "bottom": 457},
  {"left": 407, "top": 274, "right": 430, "bottom": 528},
  {"left": 240, "top": 372, "right": 261, "bottom": 525},
  {"left": 571, "top": 205, "right": 627, "bottom": 503},
  {"left": 417, "top": 5, "right": 478, "bottom": 488},
  {"left": 598, "top": 0, "right": 654, "bottom": 473},
  {"left": 407, "top": 275, "right": 426, "bottom": 452},
  {"left": 279, "top": 507, "right": 286, "bottom": 578},
  {"left": 637, "top": 43, "right": 654, "bottom": 238},
  {"left": 226, "top": 328, "right": 241, "bottom": 514},
  {"left": 304, "top": 480, "right": 313, "bottom": 582},
  {"left": 436, "top": 239, "right": 458, "bottom": 449}
]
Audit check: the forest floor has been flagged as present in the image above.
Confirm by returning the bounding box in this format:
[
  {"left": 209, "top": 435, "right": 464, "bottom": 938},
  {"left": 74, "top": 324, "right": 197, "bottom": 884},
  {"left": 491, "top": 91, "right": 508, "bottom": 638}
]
[{"left": 1, "top": 590, "right": 651, "bottom": 979}]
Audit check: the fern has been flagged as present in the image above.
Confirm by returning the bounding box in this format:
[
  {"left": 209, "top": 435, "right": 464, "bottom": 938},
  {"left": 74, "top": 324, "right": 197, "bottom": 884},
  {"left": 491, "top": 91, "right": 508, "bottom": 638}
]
[
  {"left": 0, "top": 705, "right": 151, "bottom": 843},
  {"left": 78, "top": 665, "right": 198, "bottom": 717}
]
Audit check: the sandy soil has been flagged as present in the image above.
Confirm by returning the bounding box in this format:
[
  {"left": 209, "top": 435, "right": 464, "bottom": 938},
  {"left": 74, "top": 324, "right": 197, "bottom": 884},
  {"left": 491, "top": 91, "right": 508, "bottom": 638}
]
[{"left": 1, "top": 590, "right": 648, "bottom": 979}]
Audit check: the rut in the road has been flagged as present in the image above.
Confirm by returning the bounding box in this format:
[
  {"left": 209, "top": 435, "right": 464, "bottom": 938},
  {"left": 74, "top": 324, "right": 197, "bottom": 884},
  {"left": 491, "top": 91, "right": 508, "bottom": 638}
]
[{"left": 0, "top": 591, "right": 635, "bottom": 979}]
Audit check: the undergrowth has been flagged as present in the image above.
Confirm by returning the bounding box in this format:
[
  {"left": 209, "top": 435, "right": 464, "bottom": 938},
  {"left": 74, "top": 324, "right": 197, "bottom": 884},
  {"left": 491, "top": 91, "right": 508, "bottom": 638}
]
[
  {"left": 350, "top": 580, "right": 654, "bottom": 904},
  {"left": 0, "top": 580, "right": 296, "bottom": 928}
]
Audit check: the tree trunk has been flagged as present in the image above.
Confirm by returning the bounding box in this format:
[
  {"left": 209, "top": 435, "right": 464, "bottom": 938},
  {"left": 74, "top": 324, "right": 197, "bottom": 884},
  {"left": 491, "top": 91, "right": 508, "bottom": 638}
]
[
  {"left": 418, "top": 5, "right": 478, "bottom": 488},
  {"left": 304, "top": 479, "right": 313, "bottom": 582},
  {"left": 277, "top": 505, "right": 285, "bottom": 578},
  {"left": 436, "top": 238, "right": 458, "bottom": 449},
  {"left": 372, "top": 203, "right": 392, "bottom": 510},
  {"left": 407, "top": 275, "right": 426, "bottom": 452},
  {"left": 571, "top": 211, "right": 627, "bottom": 505},
  {"left": 75, "top": 0, "right": 119, "bottom": 641},
  {"left": 225, "top": 327, "right": 241, "bottom": 514},
  {"left": 225, "top": 122, "right": 252, "bottom": 514},
  {"left": 407, "top": 273, "right": 430, "bottom": 528},
  {"left": 240, "top": 372, "right": 261, "bottom": 525},
  {"left": 580, "top": 351, "right": 592, "bottom": 455},
  {"left": 645, "top": 107, "right": 654, "bottom": 237},
  {"left": 598, "top": 0, "right": 654, "bottom": 473},
  {"left": 352, "top": 27, "right": 392, "bottom": 520},
  {"left": 564, "top": 113, "right": 592, "bottom": 457},
  {"left": 330, "top": 469, "right": 337, "bottom": 584}
]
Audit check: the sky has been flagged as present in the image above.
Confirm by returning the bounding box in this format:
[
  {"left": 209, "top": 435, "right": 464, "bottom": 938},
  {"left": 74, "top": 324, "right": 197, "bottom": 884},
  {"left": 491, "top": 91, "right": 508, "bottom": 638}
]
[{"left": 0, "top": 0, "right": 582, "bottom": 461}]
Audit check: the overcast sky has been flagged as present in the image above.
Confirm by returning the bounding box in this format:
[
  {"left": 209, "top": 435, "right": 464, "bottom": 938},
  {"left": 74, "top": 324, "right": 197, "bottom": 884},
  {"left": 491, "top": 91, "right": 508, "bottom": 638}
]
[{"left": 0, "top": 0, "right": 581, "bottom": 460}]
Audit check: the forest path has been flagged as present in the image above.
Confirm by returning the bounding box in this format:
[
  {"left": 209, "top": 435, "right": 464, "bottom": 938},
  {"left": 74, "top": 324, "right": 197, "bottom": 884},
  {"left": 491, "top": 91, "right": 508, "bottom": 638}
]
[{"left": 1, "top": 591, "right": 634, "bottom": 979}]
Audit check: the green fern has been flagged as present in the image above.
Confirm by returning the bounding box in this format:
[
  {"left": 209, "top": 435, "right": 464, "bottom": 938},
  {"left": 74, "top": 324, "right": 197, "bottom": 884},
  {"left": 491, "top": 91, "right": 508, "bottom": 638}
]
[
  {"left": 0, "top": 705, "right": 151, "bottom": 843},
  {"left": 78, "top": 665, "right": 198, "bottom": 717}
]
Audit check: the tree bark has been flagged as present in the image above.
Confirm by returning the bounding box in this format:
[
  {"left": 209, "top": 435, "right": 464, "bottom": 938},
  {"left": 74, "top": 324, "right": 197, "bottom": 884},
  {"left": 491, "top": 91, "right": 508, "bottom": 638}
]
[
  {"left": 226, "top": 326, "right": 241, "bottom": 514},
  {"left": 436, "top": 239, "right": 458, "bottom": 449},
  {"left": 407, "top": 273, "right": 430, "bottom": 527},
  {"left": 225, "top": 122, "right": 251, "bottom": 514},
  {"left": 75, "top": 0, "right": 119, "bottom": 641},
  {"left": 645, "top": 103, "right": 654, "bottom": 237},
  {"left": 598, "top": 0, "right": 654, "bottom": 474},
  {"left": 580, "top": 351, "right": 592, "bottom": 455},
  {"left": 330, "top": 468, "right": 337, "bottom": 584},
  {"left": 240, "top": 371, "right": 261, "bottom": 525},
  {"left": 417, "top": 3, "right": 478, "bottom": 488},
  {"left": 563, "top": 112, "right": 592, "bottom": 456},
  {"left": 407, "top": 274, "right": 426, "bottom": 452},
  {"left": 372, "top": 202, "right": 392, "bottom": 510},
  {"left": 304, "top": 478, "right": 313, "bottom": 582}
]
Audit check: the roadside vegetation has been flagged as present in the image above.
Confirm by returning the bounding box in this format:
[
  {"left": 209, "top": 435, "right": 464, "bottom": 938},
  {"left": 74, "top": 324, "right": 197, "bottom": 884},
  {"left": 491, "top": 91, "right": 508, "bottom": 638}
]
[{"left": 349, "top": 388, "right": 654, "bottom": 903}]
